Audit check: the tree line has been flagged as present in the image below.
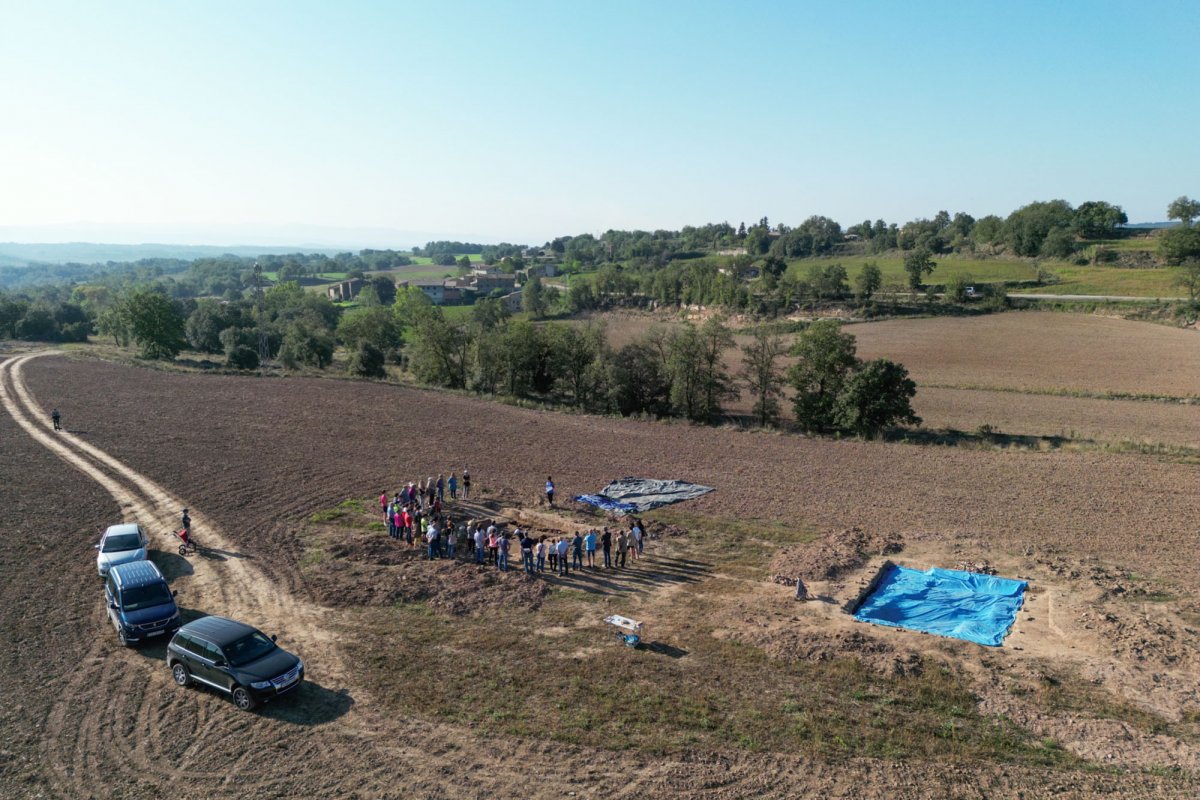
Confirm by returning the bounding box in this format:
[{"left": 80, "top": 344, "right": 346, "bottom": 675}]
[{"left": 398, "top": 288, "right": 918, "bottom": 438}]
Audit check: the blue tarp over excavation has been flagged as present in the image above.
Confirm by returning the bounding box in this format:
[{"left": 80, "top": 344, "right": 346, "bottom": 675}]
[{"left": 853, "top": 564, "right": 1027, "bottom": 647}]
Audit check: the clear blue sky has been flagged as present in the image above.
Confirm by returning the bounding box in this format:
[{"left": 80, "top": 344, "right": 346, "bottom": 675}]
[{"left": 1, "top": 0, "right": 1196, "bottom": 247}]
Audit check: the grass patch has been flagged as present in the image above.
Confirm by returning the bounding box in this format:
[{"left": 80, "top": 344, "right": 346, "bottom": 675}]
[
  {"left": 348, "top": 603, "right": 1074, "bottom": 766},
  {"left": 643, "top": 508, "right": 818, "bottom": 576},
  {"left": 789, "top": 255, "right": 1041, "bottom": 287},
  {"left": 309, "top": 497, "right": 368, "bottom": 524},
  {"left": 1022, "top": 669, "right": 1197, "bottom": 742}
]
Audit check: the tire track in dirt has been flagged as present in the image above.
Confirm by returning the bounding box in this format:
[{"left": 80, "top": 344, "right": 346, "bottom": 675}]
[{"left": 0, "top": 353, "right": 384, "bottom": 797}]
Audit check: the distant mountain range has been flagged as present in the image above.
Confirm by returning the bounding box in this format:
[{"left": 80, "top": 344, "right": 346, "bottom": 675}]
[
  {"left": 0, "top": 242, "right": 348, "bottom": 269},
  {"left": 1121, "top": 221, "right": 1178, "bottom": 230}
]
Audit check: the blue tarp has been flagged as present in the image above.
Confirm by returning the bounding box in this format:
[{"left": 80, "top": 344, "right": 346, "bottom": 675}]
[
  {"left": 574, "top": 478, "right": 715, "bottom": 514},
  {"left": 574, "top": 494, "right": 638, "bottom": 514},
  {"left": 853, "top": 564, "right": 1027, "bottom": 647}
]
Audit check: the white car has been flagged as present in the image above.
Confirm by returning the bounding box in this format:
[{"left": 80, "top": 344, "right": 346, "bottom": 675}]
[{"left": 95, "top": 523, "right": 150, "bottom": 578}]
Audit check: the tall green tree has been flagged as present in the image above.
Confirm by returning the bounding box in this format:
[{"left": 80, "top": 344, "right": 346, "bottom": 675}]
[
  {"left": 855, "top": 262, "right": 882, "bottom": 300},
  {"left": 185, "top": 300, "right": 230, "bottom": 353},
  {"left": 697, "top": 317, "right": 736, "bottom": 422},
  {"left": 522, "top": 274, "right": 548, "bottom": 318},
  {"left": 337, "top": 305, "right": 402, "bottom": 352},
  {"left": 608, "top": 341, "right": 670, "bottom": 416},
  {"left": 124, "top": 288, "right": 186, "bottom": 359},
  {"left": 1072, "top": 201, "right": 1127, "bottom": 239},
  {"left": 666, "top": 324, "right": 705, "bottom": 421},
  {"left": 834, "top": 358, "right": 921, "bottom": 439},
  {"left": 1168, "top": 196, "right": 1200, "bottom": 226},
  {"left": 788, "top": 320, "right": 859, "bottom": 432},
  {"left": 1003, "top": 200, "right": 1075, "bottom": 256},
  {"left": 740, "top": 328, "right": 786, "bottom": 427},
  {"left": 903, "top": 249, "right": 936, "bottom": 290}
]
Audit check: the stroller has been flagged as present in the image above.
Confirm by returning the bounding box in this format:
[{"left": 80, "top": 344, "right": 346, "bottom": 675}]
[{"left": 174, "top": 527, "right": 197, "bottom": 556}]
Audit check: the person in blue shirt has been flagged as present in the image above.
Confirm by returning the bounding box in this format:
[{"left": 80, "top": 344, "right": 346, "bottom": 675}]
[
  {"left": 584, "top": 529, "right": 597, "bottom": 568},
  {"left": 545, "top": 477, "right": 555, "bottom": 506}
]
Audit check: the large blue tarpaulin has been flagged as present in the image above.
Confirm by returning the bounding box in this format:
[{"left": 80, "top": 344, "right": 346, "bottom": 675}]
[
  {"left": 574, "top": 478, "right": 714, "bottom": 515},
  {"left": 853, "top": 564, "right": 1027, "bottom": 647}
]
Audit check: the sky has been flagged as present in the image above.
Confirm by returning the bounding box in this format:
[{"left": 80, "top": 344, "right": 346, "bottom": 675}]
[{"left": 1, "top": 0, "right": 1197, "bottom": 248}]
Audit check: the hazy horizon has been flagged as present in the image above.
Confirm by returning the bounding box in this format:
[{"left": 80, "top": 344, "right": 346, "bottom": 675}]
[{"left": 2, "top": 1, "right": 1196, "bottom": 244}]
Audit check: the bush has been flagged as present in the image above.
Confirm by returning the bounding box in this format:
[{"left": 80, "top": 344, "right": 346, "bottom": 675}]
[
  {"left": 226, "top": 345, "right": 260, "bottom": 370},
  {"left": 347, "top": 343, "right": 386, "bottom": 378}
]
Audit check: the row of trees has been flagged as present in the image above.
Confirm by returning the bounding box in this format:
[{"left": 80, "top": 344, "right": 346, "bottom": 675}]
[{"left": 399, "top": 289, "right": 918, "bottom": 437}]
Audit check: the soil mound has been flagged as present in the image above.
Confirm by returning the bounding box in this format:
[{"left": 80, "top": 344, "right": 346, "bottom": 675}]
[
  {"left": 749, "top": 628, "right": 923, "bottom": 677},
  {"left": 306, "top": 531, "right": 550, "bottom": 615},
  {"left": 769, "top": 526, "right": 902, "bottom": 585}
]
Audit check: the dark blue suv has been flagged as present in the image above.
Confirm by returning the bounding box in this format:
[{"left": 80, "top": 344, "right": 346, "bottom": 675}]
[
  {"left": 167, "top": 616, "right": 304, "bottom": 711},
  {"left": 104, "top": 561, "right": 181, "bottom": 646}
]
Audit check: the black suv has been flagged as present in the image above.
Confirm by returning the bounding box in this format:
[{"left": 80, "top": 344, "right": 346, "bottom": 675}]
[{"left": 167, "top": 615, "right": 304, "bottom": 711}]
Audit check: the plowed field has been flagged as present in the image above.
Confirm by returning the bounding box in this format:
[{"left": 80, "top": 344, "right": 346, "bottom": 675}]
[{"left": 4, "top": 350, "right": 1200, "bottom": 798}]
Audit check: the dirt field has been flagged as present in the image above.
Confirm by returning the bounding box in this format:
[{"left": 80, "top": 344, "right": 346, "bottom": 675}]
[
  {"left": 4, "top": 348, "right": 1200, "bottom": 798},
  {"left": 585, "top": 309, "right": 1200, "bottom": 448},
  {"left": 851, "top": 312, "right": 1200, "bottom": 398}
]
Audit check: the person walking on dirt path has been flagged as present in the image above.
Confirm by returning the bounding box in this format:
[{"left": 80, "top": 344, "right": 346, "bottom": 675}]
[
  {"left": 628, "top": 524, "right": 640, "bottom": 563},
  {"left": 436, "top": 474, "right": 445, "bottom": 502},
  {"left": 556, "top": 537, "right": 569, "bottom": 577},
  {"left": 615, "top": 530, "right": 628, "bottom": 568},
  {"left": 448, "top": 472, "right": 458, "bottom": 500},
  {"left": 51, "top": 408, "right": 61, "bottom": 431},
  {"left": 545, "top": 477, "right": 555, "bottom": 507},
  {"left": 380, "top": 491, "right": 388, "bottom": 518},
  {"left": 403, "top": 507, "right": 414, "bottom": 545},
  {"left": 535, "top": 537, "right": 546, "bottom": 573},
  {"left": 547, "top": 537, "right": 558, "bottom": 572},
  {"left": 462, "top": 468, "right": 471, "bottom": 499},
  {"left": 601, "top": 527, "right": 612, "bottom": 568},
  {"left": 427, "top": 477, "right": 437, "bottom": 506},
  {"left": 446, "top": 523, "right": 458, "bottom": 559},
  {"left": 180, "top": 508, "right": 192, "bottom": 535},
  {"left": 497, "top": 533, "right": 510, "bottom": 572},
  {"left": 487, "top": 524, "right": 499, "bottom": 566},
  {"left": 571, "top": 531, "right": 584, "bottom": 571},
  {"left": 387, "top": 505, "right": 397, "bottom": 539},
  {"left": 584, "top": 529, "right": 597, "bottom": 568},
  {"left": 632, "top": 521, "right": 644, "bottom": 555}
]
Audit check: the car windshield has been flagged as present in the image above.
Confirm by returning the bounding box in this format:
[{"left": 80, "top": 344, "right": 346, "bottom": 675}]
[
  {"left": 224, "top": 631, "right": 276, "bottom": 667},
  {"left": 102, "top": 533, "right": 142, "bottom": 552},
  {"left": 120, "top": 583, "right": 173, "bottom": 611}
]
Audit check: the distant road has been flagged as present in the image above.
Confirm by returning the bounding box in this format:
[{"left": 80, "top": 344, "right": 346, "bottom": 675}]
[{"left": 1010, "top": 293, "right": 1186, "bottom": 302}]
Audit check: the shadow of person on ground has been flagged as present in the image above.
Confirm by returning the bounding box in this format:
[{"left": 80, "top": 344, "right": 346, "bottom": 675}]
[{"left": 197, "top": 546, "right": 254, "bottom": 561}]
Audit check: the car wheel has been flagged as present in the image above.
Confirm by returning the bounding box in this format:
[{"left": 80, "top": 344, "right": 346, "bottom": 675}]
[
  {"left": 172, "top": 662, "right": 191, "bottom": 687},
  {"left": 117, "top": 626, "right": 130, "bottom": 647},
  {"left": 232, "top": 686, "right": 257, "bottom": 711}
]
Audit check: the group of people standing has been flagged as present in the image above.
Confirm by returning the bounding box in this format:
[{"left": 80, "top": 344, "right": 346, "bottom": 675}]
[
  {"left": 468, "top": 522, "right": 646, "bottom": 576},
  {"left": 377, "top": 472, "right": 649, "bottom": 578},
  {"left": 381, "top": 469, "right": 470, "bottom": 548}
]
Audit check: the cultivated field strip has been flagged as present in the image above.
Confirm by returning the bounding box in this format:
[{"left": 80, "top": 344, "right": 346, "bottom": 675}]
[{"left": 0, "top": 353, "right": 394, "bottom": 797}]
